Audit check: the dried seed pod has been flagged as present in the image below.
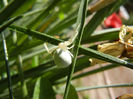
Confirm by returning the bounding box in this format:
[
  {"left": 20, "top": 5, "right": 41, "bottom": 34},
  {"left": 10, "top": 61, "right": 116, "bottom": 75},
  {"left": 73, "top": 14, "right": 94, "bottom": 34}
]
[
  {"left": 98, "top": 42, "right": 125, "bottom": 57},
  {"left": 91, "top": 25, "right": 133, "bottom": 66},
  {"left": 119, "top": 25, "right": 133, "bottom": 46},
  {"left": 90, "top": 42, "right": 125, "bottom": 65}
]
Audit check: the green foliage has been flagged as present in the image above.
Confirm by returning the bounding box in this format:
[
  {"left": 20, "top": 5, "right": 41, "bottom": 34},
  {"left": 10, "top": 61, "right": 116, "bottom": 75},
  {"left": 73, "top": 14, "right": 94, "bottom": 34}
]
[
  {"left": 68, "top": 84, "right": 78, "bottom": 99},
  {"left": 0, "top": 0, "right": 132, "bottom": 99},
  {"left": 33, "top": 77, "right": 55, "bottom": 99}
]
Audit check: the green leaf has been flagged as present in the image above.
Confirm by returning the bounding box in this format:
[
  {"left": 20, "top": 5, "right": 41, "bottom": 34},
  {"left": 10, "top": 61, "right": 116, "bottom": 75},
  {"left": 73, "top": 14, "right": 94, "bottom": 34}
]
[
  {"left": 27, "top": 0, "right": 61, "bottom": 29},
  {"left": 63, "top": 0, "right": 89, "bottom": 98},
  {"left": 11, "top": 0, "right": 37, "bottom": 17},
  {"left": 9, "top": 25, "right": 133, "bottom": 70},
  {"left": 0, "top": 56, "right": 90, "bottom": 92},
  {"left": 46, "top": 11, "right": 77, "bottom": 35},
  {"left": 82, "top": 0, "right": 127, "bottom": 43},
  {"left": 80, "top": 46, "right": 133, "bottom": 69},
  {"left": 67, "top": 84, "right": 78, "bottom": 99},
  {"left": 32, "top": 55, "right": 39, "bottom": 67},
  {"left": 33, "top": 77, "right": 55, "bottom": 99},
  {"left": 87, "top": 28, "right": 120, "bottom": 43},
  {"left": 0, "top": 0, "right": 28, "bottom": 25},
  {"left": 9, "top": 25, "right": 62, "bottom": 45},
  {"left": 0, "top": 16, "right": 22, "bottom": 33}
]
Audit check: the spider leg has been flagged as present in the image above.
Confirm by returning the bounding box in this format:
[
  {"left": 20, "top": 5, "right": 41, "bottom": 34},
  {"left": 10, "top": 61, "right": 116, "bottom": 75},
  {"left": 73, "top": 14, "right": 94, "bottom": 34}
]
[
  {"left": 68, "top": 50, "right": 74, "bottom": 58},
  {"left": 44, "top": 43, "right": 58, "bottom": 55},
  {"left": 67, "top": 25, "right": 80, "bottom": 46},
  {"left": 67, "top": 45, "right": 74, "bottom": 49},
  {"left": 44, "top": 43, "right": 50, "bottom": 53}
]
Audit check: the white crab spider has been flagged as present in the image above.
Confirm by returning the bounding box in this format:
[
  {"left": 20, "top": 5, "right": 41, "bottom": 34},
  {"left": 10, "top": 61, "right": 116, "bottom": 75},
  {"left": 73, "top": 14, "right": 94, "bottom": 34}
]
[
  {"left": 53, "top": 41, "right": 73, "bottom": 67},
  {"left": 44, "top": 26, "right": 79, "bottom": 68},
  {"left": 44, "top": 41, "right": 73, "bottom": 68}
]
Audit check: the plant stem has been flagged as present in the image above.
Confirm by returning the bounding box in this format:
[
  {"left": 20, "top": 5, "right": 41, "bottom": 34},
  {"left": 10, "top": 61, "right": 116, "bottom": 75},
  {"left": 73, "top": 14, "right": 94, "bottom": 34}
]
[
  {"left": 17, "top": 55, "right": 28, "bottom": 98},
  {"left": 2, "top": 32, "right": 13, "bottom": 99},
  {"left": 63, "top": 0, "right": 88, "bottom": 99},
  {"left": 76, "top": 83, "right": 133, "bottom": 91}
]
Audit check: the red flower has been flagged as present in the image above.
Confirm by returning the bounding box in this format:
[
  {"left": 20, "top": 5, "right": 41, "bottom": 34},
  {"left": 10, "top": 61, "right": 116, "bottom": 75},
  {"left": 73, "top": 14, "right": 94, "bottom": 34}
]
[{"left": 104, "top": 13, "right": 122, "bottom": 28}]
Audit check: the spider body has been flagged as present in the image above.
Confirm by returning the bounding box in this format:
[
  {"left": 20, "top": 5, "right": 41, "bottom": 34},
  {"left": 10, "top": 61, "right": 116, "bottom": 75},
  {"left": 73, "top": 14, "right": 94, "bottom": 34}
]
[
  {"left": 44, "top": 26, "right": 79, "bottom": 67},
  {"left": 53, "top": 42, "right": 73, "bottom": 67},
  {"left": 53, "top": 48, "right": 72, "bottom": 67}
]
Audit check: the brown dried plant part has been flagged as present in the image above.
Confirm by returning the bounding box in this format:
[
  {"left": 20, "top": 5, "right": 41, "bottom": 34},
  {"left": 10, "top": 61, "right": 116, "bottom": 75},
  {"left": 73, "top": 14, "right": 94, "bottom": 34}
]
[
  {"left": 124, "top": 37, "right": 133, "bottom": 58},
  {"left": 98, "top": 42, "right": 125, "bottom": 57},
  {"left": 116, "top": 94, "right": 133, "bottom": 99},
  {"left": 89, "top": 0, "right": 116, "bottom": 13},
  {"left": 90, "top": 42, "right": 125, "bottom": 66},
  {"left": 90, "top": 25, "right": 133, "bottom": 66},
  {"left": 119, "top": 25, "right": 133, "bottom": 58},
  {"left": 119, "top": 25, "right": 133, "bottom": 46}
]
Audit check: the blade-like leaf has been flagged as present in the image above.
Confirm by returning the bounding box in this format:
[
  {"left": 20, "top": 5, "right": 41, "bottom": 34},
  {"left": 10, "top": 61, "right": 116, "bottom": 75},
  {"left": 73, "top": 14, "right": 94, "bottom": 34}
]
[
  {"left": 9, "top": 25, "right": 62, "bottom": 45},
  {"left": 63, "top": 0, "right": 89, "bottom": 98},
  {"left": 9, "top": 25, "right": 133, "bottom": 70},
  {"left": 80, "top": 46, "right": 133, "bottom": 69},
  {"left": 33, "top": 77, "right": 55, "bottom": 99},
  {"left": 0, "top": 0, "right": 28, "bottom": 25},
  {"left": 0, "top": 16, "right": 22, "bottom": 33},
  {"left": 27, "top": 0, "right": 61, "bottom": 29},
  {"left": 11, "top": 0, "right": 37, "bottom": 17},
  {"left": 67, "top": 84, "right": 78, "bottom": 99},
  {"left": 0, "top": 56, "right": 90, "bottom": 92},
  {"left": 82, "top": 0, "right": 127, "bottom": 43}
]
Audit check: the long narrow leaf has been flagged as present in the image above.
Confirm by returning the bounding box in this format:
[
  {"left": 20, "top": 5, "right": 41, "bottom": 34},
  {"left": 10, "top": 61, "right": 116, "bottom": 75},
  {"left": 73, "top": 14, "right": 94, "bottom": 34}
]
[
  {"left": 0, "top": 56, "right": 90, "bottom": 92},
  {"left": 9, "top": 25, "right": 62, "bottom": 45},
  {"left": 63, "top": 0, "right": 88, "bottom": 98},
  {"left": 0, "top": 16, "right": 22, "bottom": 33},
  {"left": 2, "top": 32, "right": 13, "bottom": 99},
  {"left": 0, "top": 0, "right": 28, "bottom": 25},
  {"left": 80, "top": 46, "right": 133, "bottom": 69},
  {"left": 68, "top": 84, "right": 78, "bottom": 99},
  {"left": 27, "top": 0, "right": 61, "bottom": 29},
  {"left": 82, "top": 0, "right": 127, "bottom": 43},
  {"left": 33, "top": 77, "right": 55, "bottom": 99},
  {"left": 54, "top": 63, "right": 119, "bottom": 84},
  {"left": 9, "top": 25, "right": 133, "bottom": 69}
]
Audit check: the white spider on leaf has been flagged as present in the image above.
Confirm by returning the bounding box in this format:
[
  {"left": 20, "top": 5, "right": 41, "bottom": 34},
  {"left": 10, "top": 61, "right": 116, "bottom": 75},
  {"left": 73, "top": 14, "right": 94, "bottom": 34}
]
[
  {"left": 90, "top": 25, "right": 133, "bottom": 65},
  {"left": 44, "top": 26, "right": 79, "bottom": 68}
]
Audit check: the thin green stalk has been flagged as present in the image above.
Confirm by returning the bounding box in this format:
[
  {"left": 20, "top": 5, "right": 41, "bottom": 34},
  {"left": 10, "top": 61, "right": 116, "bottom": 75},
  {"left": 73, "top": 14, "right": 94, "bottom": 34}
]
[
  {"left": 9, "top": 25, "right": 133, "bottom": 69},
  {"left": 0, "top": 0, "right": 27, "bottom": 25},
  {"left": 17, "top": 55, "right": 24, "bottom": 84},
  {"left": 17, "top": 55, "right": 28, "bottom": 98},
  {"left": 56, "top": 83, "right": 133, "bottom": 94},
  {"left": 27, "top": 0, "right": 61, "bottom": 29},
  {"left": 76, "top": 83, "right": 133, "bottom": 92},
  {"left": 2, "top": 32, "right": 13, "bottom": 99},
  {"left": 63, "top": 0, "right": 88, "bottom": 99},
  {"left": 32, "top": 56, "right": 39, "bottom": 67},
  {"left": 0, "top": 15, "right": 22, "bottom": 33},
  {"left": 9, "top": 25, "right": 62, "bottom": 45},
  {"left": 0, "top": 56, "right": 89, "bottom": 92},
  {"left": 54, "top": 63, "right": 120, "bottom": 85},
  {"left": 0, "top": 7, "right": 47, "bottom": 34},
  {"left": 1, "top": 0, "right": 13, "bottom": 98},
  {"left": 82, "top": 0, "right": 127, "bottom": 43},
  {"left": 80, "top": 46, "right": 133, "bottom": 69}
]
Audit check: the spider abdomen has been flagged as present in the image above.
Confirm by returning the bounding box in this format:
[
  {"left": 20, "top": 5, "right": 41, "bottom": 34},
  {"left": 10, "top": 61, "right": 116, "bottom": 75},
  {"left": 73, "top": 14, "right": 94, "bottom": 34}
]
[{"left": 53, "top": 48, "right": 72, "bottom": 67}]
